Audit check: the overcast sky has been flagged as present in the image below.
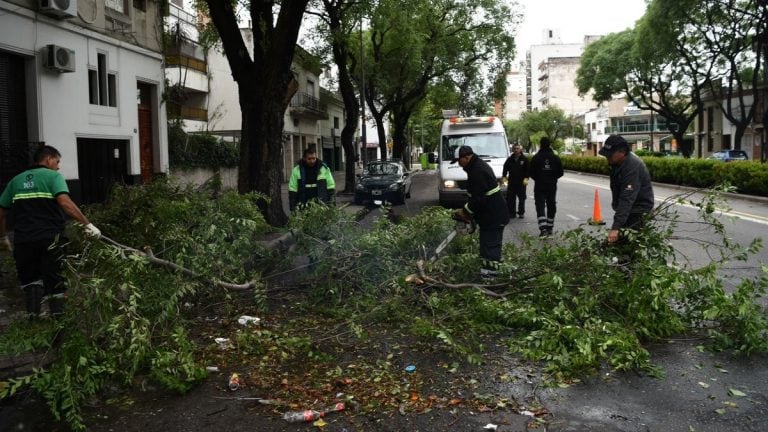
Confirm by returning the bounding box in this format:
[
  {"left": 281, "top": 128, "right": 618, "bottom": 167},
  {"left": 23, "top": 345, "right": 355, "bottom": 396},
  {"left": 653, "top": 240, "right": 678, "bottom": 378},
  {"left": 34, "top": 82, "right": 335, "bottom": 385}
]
[{"left": 512, "top": 0, "right": 648, "bottom": 63}]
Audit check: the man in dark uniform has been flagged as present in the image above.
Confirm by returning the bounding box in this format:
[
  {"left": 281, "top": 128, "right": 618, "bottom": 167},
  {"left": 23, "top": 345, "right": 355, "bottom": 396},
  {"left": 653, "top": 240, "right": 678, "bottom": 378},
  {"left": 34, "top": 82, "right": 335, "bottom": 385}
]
[
  {"left": 0, "top": 145, "right": 101, "bottom": 316},
  {"left": 502, "top": 144, "right": 529, "bottom": 218},
  {"left": 453, "top": 145, "right": 510, "bottom": 280},
  {"left": 529, "top": 137, "right": 564, "bottom": 237},
  {"left": 599, "top": 135, "right": 654, "bottom": 244}
]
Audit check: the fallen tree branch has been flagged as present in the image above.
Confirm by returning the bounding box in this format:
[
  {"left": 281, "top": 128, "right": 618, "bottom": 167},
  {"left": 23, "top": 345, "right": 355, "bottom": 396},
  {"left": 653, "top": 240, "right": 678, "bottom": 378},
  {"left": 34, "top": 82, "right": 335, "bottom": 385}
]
[
  {"left": 414, "top": 259, "right": 506, "bottom": 298},
  {"left": 99, "top": 235, "right": 256, "bottom": 291}
]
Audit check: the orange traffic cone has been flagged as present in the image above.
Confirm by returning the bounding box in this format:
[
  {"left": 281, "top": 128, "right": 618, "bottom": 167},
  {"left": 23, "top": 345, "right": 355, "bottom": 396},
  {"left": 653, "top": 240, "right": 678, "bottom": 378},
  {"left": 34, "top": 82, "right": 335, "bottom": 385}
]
[{"left": 589, "top": 188, "right": 606, "bottom": 225}]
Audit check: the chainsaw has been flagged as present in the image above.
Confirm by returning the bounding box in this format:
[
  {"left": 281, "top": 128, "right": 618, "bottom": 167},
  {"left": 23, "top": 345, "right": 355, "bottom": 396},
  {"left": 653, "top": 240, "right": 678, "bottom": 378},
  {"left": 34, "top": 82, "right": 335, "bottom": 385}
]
[{"left": 431, "top": 211, "right": 476, "bottom": 261}]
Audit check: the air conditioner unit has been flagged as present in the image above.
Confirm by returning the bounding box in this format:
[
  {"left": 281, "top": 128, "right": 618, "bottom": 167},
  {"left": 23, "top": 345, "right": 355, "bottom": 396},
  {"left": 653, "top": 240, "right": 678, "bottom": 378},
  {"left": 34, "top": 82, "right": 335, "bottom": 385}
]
[
  {"left": 39, "top": 0, "right": 78, "bottom": 19},
  {"left": 43, "top": 44, "right": 76, "bottom": 73}
]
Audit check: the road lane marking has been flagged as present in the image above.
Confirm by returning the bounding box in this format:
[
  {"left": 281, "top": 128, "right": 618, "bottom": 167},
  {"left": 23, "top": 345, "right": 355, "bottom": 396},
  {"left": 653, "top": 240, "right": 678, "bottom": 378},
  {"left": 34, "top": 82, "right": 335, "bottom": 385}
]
[{"left": 561, "top": 176, "right": 768, "bottom": 226}]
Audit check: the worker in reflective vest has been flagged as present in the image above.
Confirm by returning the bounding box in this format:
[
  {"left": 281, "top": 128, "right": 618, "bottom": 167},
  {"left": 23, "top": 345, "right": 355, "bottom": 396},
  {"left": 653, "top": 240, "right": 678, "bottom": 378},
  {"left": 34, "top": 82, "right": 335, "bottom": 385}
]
[
  {"left": 452, "top": 145, "right": 510, "bottom": 280},
  {"left": 288, "top": 148, "right": 336, "bottom": 212}
]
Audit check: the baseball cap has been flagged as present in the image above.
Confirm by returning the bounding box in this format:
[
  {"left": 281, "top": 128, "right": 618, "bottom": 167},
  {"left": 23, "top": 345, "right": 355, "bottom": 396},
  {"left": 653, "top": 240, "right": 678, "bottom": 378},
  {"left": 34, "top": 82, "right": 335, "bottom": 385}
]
[
  {"left": 599, "top": 135, "right": 630, "bottom": 157},
  {"left": 450, "top": 145, "right": 473, "bottom": 164}
]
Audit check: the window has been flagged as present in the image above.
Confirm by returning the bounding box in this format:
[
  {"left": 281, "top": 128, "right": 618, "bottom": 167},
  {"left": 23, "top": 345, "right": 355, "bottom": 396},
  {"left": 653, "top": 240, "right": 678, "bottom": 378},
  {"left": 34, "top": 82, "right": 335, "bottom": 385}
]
[
  {"left": 133, "top": 0, "right": 146, "bottom": 11},
  {"left": 106, "top": 0, "right": 126, "bottom": 13},
  {"left": 334, "top": 116, "right": 340, "bottom": 129},
  {"left": 306, "top": 80, "right": 315, "bottom": 97},
  {"left": 89, "top": 53, "right": 117, "bottom": 107}
]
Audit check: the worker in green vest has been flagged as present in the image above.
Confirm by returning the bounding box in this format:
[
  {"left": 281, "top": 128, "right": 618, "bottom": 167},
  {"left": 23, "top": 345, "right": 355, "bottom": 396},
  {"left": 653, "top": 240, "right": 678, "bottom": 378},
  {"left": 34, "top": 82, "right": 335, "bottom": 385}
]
[
  {"left": 0, "top": 145, "right": 101, "bottom": 316},
  {"left": 288, "top": 147, "right": 336, "bottom": 212}
]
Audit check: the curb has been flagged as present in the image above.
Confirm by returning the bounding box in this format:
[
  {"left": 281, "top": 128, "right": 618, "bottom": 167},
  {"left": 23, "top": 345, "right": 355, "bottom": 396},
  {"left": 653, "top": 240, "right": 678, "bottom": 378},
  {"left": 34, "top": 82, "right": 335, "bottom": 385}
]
[{"left": 565, "top": 170, "right": 768, "bottom": 205}]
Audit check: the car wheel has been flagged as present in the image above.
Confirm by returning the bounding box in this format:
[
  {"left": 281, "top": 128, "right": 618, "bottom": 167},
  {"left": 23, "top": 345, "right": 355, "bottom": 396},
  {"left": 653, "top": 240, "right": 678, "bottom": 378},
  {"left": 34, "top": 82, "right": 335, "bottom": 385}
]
[
  {"left": 354, "top": 193, "right": 364, "bottom": 205},
  {"left": 397, "top": 189, "right": 406, "bottom": 205}
]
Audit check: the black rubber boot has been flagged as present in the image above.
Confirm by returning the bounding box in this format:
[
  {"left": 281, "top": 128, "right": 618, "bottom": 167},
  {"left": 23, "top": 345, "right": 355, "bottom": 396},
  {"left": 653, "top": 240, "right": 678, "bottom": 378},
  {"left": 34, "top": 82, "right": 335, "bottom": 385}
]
[
  {"left": 24, "top": 282, "right": 45, "bottom": 315},
  {"left": 48, "top": 293, "right": 65, "bottom": 316}
]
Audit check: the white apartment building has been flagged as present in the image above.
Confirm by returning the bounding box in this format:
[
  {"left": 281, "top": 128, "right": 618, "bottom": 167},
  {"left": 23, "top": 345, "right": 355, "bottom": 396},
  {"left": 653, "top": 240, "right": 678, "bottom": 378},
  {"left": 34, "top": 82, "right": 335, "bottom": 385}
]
[
  {"left": 537, "top": 56, "right": 594, "bottom": 116},
  {"left": 499, "top": 64, "right": 527, "bottom": 121},
  {"left": 0, "top": 0, "right": 168, "bottom": 204},
  {"left": 206, "top": 31, "right": 345, "bottom": 181},
  {"left": 165, "top": 0, "right": 208, "bottom": 132},
  {"left": 526, "top": 29, "right": 583, "bottom": 111}
]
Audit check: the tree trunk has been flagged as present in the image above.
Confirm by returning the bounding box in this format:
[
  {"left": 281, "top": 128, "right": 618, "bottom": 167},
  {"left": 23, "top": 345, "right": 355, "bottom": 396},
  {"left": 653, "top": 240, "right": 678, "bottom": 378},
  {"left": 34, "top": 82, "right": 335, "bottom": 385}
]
[
  {"left": 391, "top": 109, "right": 412, "bottom": 162},
  {"left": 326, "top": 2, "right": 359, "bottom": 193},
  {"left": 205, "top": 0, "right": 308, "bottom": 227},
  {"left": 367, "top": 103, "right": 388, "bottom": 161},
  {"left": 237, "top": 78, "right": 294, "bottom": 227},
  {"left": 733, "top": 125, "right": 746, "bottom": 151},
  {"left": 673, "top": 130, "right": 688, "bottom": 157},
  {"left": 337, "top": 64, "right": 359, "bottom": 192},
  {"left": 375, "top": 119, "right": 387, "bottom": 161}
]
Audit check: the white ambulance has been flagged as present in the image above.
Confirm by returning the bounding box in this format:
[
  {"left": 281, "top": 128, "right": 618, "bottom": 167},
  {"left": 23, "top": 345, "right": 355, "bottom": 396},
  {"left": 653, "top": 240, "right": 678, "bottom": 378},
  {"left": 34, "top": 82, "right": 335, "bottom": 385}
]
[{"left": 437, "top": 111, "right": 509, "bottom": 207}]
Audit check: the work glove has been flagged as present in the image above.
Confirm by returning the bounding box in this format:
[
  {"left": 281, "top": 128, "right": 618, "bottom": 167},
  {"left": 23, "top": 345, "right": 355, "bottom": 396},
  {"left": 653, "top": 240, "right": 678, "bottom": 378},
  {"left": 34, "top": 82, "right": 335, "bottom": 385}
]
[
  {"left": 84, "top": 223, "right": 102, "bottom": 239},
  {"left": 453, "top": 208, "right": 472, "bottom": 224},
  {"left": 0, "top": 235, "right": 11, "bottom": 252},
  {"left": 523, "top": 178, "right": 529, "bottom": 186}
]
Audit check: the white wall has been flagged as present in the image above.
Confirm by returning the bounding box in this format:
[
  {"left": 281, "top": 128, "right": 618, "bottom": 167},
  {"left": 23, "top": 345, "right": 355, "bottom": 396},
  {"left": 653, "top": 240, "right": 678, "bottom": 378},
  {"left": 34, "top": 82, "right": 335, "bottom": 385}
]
[
  {"left": 0, "top": 4, "right": 167, "bottom": 179},
  {"left": 503, "top": 70, "right": 526, "bottom": 120},
  {"left": 528, "top": 43, "right": 583, "bottom": 111}
]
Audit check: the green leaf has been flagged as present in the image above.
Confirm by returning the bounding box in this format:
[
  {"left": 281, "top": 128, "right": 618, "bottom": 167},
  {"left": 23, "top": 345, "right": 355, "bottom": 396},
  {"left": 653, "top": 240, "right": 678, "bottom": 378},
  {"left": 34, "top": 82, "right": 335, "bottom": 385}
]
[{"left": 727, "top": 389, "right": 746, "bottom": 397}]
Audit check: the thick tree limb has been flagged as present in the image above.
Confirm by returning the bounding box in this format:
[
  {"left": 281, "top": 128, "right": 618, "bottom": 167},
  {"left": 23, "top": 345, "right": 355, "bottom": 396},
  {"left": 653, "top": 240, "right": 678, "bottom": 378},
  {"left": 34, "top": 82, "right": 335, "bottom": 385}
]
[
  {"left": 99, "top": 236, "right": 256, "bottom": 291},
  {"left": 414, "top": 259, "right": 506, "bottom": 298}
]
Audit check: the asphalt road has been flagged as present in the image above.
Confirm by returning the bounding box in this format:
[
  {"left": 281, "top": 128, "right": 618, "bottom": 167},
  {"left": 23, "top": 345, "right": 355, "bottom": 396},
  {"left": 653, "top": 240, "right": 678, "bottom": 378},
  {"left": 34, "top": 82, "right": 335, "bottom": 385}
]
[
  {"left": 360, "top": 169, "right": 768, "bottom": 286},
  {"left": 348, "top": 168, "right": 768, "bottom": 431}
]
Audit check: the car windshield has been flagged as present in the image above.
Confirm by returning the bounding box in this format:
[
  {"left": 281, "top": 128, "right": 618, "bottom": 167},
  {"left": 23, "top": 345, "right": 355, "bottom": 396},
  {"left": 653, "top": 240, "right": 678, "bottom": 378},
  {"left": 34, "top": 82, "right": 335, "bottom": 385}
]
[
  {"left": 365, "top": 163, "right": 400, "bottom": 175},
  {"left": 442, "top": 132, "right": 507, "bottom": 161}
]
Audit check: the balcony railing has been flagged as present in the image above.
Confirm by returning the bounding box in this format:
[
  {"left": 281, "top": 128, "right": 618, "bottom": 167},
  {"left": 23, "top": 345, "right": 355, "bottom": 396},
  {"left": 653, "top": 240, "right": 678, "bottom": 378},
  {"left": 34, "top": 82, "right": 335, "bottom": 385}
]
[
  {"left": 606, "top": 123, "right": 679, "bottom": 134},
  {"left": 289, "top": 92, "right": 328, "bottom": 120},
  {"left": 165, "top": 54, "right": 207, "bottom": 74},
  {"left": 167, "top": 103, "right": 208, "bottom": 122}
]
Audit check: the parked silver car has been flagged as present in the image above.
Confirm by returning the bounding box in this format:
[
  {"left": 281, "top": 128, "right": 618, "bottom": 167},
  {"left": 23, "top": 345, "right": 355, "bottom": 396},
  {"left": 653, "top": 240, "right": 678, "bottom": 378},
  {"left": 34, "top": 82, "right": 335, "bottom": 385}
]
[{"left": 707, "top": 150, "right": 749, "bottom": 162}]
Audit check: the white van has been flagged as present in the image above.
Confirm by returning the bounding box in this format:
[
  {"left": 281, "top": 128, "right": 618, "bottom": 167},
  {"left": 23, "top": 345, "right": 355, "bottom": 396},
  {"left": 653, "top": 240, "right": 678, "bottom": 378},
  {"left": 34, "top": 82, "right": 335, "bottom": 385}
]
[{"left": 437, "top": 113, "right": 509, "bottom": 207}]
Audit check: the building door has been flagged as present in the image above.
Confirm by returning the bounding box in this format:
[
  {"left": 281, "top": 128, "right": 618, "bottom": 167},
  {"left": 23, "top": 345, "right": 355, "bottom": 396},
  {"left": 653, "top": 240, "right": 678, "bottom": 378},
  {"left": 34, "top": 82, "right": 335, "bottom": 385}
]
[
  {"left": 0, "top": 51, "right": 30, "bottom": 190},
  {"left": 137, "top": 82, "right": 154, "bottom": 183},
  {"left": 77, "top": 139, "right": 127, "bottom": 204}
]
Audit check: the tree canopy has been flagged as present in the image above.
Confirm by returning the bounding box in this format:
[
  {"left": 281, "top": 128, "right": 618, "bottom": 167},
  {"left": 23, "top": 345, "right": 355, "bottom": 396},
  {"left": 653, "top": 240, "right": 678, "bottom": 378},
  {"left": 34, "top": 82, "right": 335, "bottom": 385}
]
[{"left": 362, "top": 0, "right": 519, "bottom": 160}]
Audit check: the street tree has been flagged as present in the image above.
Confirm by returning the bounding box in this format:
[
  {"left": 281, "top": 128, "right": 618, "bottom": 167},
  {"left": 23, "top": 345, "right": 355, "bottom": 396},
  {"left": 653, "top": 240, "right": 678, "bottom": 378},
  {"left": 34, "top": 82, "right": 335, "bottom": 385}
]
[
  {"left": 642, "top": 0, "right": 766, "bottom": 150},
  {"left": 363, "top": 0, "right": 517, "bottom": 161},
  {"left": 518, "top": 106, "right": 568, "bottom": 150},
  {"left": 576, "top": 27, "right": 701, "bottom": 157},
  {"left": 307, "top": 0, "right": 374, "bottom": 193},
  {"left": 202, "top": 0, "right": 309, "bottom": 226}
]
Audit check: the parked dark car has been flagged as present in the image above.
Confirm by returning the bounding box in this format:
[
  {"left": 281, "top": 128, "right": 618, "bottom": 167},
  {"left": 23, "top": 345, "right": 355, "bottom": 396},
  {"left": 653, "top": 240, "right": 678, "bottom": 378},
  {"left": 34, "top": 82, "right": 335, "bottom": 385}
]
[
  {"left": 354, "top": 160, "right": 412, "bottom": 205},
  {"left": 707, "top": 150, "right": 749, "bottom": 162}
]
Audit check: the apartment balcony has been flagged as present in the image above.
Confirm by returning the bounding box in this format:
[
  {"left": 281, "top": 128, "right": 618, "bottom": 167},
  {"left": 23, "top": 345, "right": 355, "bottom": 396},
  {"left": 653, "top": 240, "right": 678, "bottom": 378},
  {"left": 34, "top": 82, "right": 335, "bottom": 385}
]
[
  {"left": 166, "top": 54, "right": 207, "bottom": 74},
  {"left": 290, "top": 92, "right": 329, "bottom": 121},
  {"left": 165, "top": 61, "right": 209, "bottom": 94},
  {"left": 167, "top": 102, "right": 208, "bottom": 122}
]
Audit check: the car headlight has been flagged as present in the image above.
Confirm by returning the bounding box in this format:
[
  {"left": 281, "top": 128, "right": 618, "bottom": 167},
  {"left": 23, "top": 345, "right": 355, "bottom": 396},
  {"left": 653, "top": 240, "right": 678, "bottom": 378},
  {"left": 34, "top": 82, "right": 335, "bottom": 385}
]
[
  {"left": 443, "top": 180, "right": 457, "bottom": 188},
  {"left": 387, "top": 182, "right": 402, "bottom": 191},
  {"left": 355, "top": 183, "right": 367, "bottom": 191}
]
